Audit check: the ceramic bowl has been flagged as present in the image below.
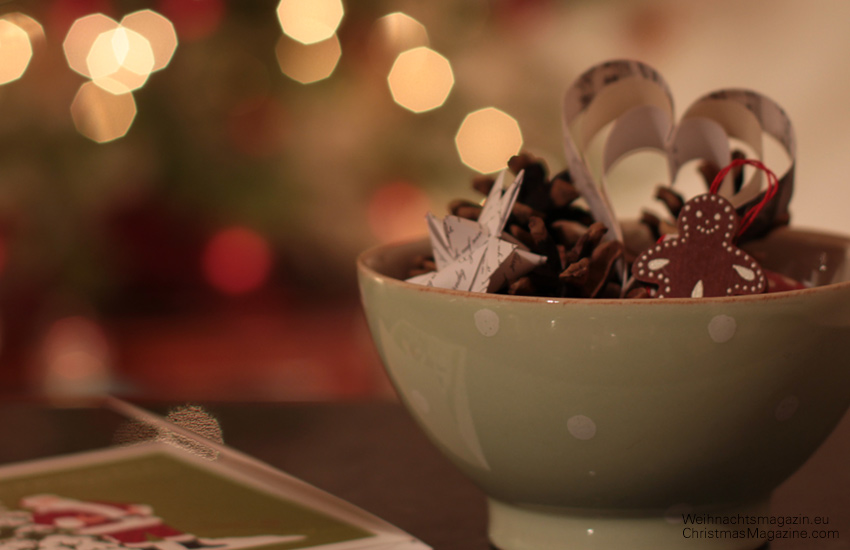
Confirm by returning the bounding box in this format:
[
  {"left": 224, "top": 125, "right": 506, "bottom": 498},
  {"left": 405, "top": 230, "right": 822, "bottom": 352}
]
[{"left": 357, "top": 226, "right": 850, "bottom": 550}]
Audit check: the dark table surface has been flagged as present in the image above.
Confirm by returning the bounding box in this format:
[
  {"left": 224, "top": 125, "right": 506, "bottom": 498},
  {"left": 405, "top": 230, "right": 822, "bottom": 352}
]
[
  {"left": 209, "top": 401, "right": 492, "bottom": 550},
  {"left": 0, "top": 400, "right": 848, "bottom": 549}
]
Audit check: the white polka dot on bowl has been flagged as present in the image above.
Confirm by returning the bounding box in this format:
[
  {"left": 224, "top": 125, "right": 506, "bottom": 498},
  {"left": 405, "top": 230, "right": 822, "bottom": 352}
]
[
  {"left": 708, "top": 314, "right": 736, "bottom": 343},
  {"left": 474, "top": 308, "right": 500, "bottom": 337},
  {"left": 567, "top": 415, "right": 597, "bottom": 440}
]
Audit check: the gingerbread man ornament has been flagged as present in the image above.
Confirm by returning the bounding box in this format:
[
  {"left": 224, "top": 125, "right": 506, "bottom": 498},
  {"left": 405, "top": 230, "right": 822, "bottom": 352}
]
[{"left": 632, "top": 193, "right": 766, "bottom": 298}]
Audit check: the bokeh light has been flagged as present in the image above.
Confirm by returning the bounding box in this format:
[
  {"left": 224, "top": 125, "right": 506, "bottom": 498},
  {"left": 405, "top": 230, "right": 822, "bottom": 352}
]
[
  {"left": 63, "top": 13, "right": 119, "bottom": 78},
  {"left": 277, "top": 0, "right": 344, "bottom": 45},
  {"left": 122, "top": 10, "right": 178, "bottom": 71},
  {"left": 41, "top": 316, "right": 112, "bottom": 396},
  {"left": 3, "top": 12, "right": 45, "bottom": 46},
  {"left": 70, "top": 81, "right": 137, "bottom": 142},
  {"left": 202, "top": 227, "right": 273, "bottom": 295},
  {"left": 0, "top": 18, "right": 34, "bottom": 85},
  {"left": 455, "top": 107, "right": 524, "bottom": 173},
  {"left": 64, "top": 10, "right": 175, "bottom": 94},
  {"left": 387, "top": 46, "right": 454, "bottom": 113},
  {"left": 374, "top": 12, "right": 429, "bottom": 53},
  {"left": 87, "top": 26, "right": 155, "bottom": 94},
  {"left": 275, "top": 33, "right": 341, "bottom": 84},
  {"left": 367, "top": 181, "right": 431, "bottom": 243}
]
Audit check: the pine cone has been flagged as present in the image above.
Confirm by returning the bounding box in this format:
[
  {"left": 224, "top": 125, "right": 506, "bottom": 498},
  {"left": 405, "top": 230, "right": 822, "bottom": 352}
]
[
  {"left": 407, "top": 254, "right": 436, "bottom": 277},
  {"left": 509, "top": 220, "right": 625, "bottom": 298},
  {"left": 467, "top": 152, "right": 593, "bottom": 228},
  {"left": 422, "top": 151, "right": 655, "bottom": 298},
  {"left": 655, "top": 185, "right": 685, "bottom": 219},
  {"left": 448, "top": 199, "right": 481, "bottom": 221}
]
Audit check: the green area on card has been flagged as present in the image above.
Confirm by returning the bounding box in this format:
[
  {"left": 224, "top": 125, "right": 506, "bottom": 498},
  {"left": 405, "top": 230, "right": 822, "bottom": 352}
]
[{"left": 0, "top": 448, "right": 372, "bottom": 549}]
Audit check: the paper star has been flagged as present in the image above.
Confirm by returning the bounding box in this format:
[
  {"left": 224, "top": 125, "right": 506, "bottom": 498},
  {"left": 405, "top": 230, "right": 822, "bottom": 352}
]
[{"left": 406, "top": 170, "right": 546, "bottom": 293}]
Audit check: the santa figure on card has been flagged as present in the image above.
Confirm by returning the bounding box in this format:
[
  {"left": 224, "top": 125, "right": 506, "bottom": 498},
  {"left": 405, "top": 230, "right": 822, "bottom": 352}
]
[{"left": 20, "top": 494, "right": 303, "bottom": 550}]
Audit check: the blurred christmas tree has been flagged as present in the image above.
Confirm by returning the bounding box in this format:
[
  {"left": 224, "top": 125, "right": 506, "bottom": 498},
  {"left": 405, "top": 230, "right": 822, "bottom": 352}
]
[
  {"left": 0, "top": 3, "right": 558, "bottom": 298},
  {"left": 0, "top": 0, "right": 670, "bottom": 394}
]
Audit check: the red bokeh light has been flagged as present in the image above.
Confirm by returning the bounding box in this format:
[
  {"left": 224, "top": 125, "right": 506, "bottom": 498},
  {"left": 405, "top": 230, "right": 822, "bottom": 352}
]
[
  {"left": 367, "top": 180, "right": 431, "bottom": 243},
  {"left": 156, "top": 0, "right": 225, "bottom": 42},
  {"left": 202, "top": 227, "right": 272, "bottom": 295}
]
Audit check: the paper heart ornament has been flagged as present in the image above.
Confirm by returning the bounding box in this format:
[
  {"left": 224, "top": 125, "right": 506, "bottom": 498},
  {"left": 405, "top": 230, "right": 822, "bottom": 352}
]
[{"left": 561, "top": 60, "right": 796, "bottom": 248}]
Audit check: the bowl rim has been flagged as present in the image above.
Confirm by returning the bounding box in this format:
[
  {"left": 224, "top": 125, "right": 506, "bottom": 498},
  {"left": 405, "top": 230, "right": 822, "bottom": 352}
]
[{"left": 357, "top": 226, "right": 850, "bottom": 306}]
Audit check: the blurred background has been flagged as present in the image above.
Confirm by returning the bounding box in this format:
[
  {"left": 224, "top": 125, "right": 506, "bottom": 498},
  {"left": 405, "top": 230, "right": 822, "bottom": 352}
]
[{"left": 0, "top": 0, "right": 849, "bottom": 400}]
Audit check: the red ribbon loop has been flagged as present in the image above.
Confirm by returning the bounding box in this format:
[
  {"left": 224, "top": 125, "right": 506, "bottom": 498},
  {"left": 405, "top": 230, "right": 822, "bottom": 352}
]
[{"left": 709, "top": 158, "right": 778, "bottom": 237}]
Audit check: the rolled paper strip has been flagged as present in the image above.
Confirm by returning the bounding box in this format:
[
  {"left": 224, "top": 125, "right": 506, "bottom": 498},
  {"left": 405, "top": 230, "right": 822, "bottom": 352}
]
[
  {"left": 560, "top": 60, "right": 796, "bottom": 256},
  {"left": 562, "top": 60, "right": 674, "bottom": 248},
  {"left": 677, "top": 89, "right": 795, "bottom": 241}
]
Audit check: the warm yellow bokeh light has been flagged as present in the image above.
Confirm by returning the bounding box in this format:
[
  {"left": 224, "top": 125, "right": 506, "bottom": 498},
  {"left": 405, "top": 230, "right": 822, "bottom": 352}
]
[
  {"left": 87, "top": 27, "right": 155, "bottom": 94},
  {"left": 375, "top": 12, "right": 428, "bottom": 53},
  {"left": 71, "top": 81, "right": 137, "bottom": 143},
  {"left": 65, "top": 11, "right": 174, "bottom": 95},
  {"left": 387, "top": 46, "right": 454, "bottom": 113},
  {"left": 4, "top": 13, "right": 45, "bottom": 45},
  {"left": 275, "top": 33, "right": 341, "bottom": 84},
  {"left": 277, "top": 0, "right": 344, "bottom": 45},
  {"left": 63, "top": 13, "right": 119, "bottom": 78},
  {"left": 121, "top": 10, "right": 178, "bottom": 71},
  {"left": 0, "top": 19, "right": 33, "bottom": 85},
  {"left": 455, "top": 108, "right": 524, "bottom": 173}
]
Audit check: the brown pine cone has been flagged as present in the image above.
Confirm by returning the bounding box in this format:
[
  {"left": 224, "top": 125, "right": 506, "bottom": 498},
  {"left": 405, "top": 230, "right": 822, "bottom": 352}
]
[
  {"left": 434, "top": 151, "right": 645, "bottom": 298},
  {"left": 654, "top": 185, "right": 685, "bottom": 219},
  {"left": 466, "top": 151, "right": 593, "bottom": 229},
  {"left": 506, "top": 219, "right": 624, "bottom": 298},
  {"left": 448, "top": 199, "right": 482, "bottom": 221},
  {"left": 559, "top": 233, "right": 624, "bottom": 298},
  {"left": 407, "top": 254, "right": 436, "bottom": 277}
]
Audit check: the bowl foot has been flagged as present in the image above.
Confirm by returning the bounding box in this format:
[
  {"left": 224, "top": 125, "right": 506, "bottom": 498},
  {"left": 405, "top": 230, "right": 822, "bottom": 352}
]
[{"left": 488, "top": 498, "right": 770, "bottom": 550}]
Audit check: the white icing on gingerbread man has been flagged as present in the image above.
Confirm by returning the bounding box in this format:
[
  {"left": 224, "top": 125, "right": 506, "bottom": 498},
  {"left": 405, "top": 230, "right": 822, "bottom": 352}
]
[{"left": 632, "top": 194, "right": 766, "bottom": 298}]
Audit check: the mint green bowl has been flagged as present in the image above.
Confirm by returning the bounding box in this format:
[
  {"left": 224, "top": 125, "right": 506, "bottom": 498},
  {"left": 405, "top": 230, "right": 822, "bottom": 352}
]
[{"left": 357, "top": 227, "right": 850, "bottom": 550}]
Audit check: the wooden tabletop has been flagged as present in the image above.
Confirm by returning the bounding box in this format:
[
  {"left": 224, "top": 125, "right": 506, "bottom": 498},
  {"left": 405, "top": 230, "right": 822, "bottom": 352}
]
[{"left": 0, "top": 400, "right": 847, "bottom": 549}]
